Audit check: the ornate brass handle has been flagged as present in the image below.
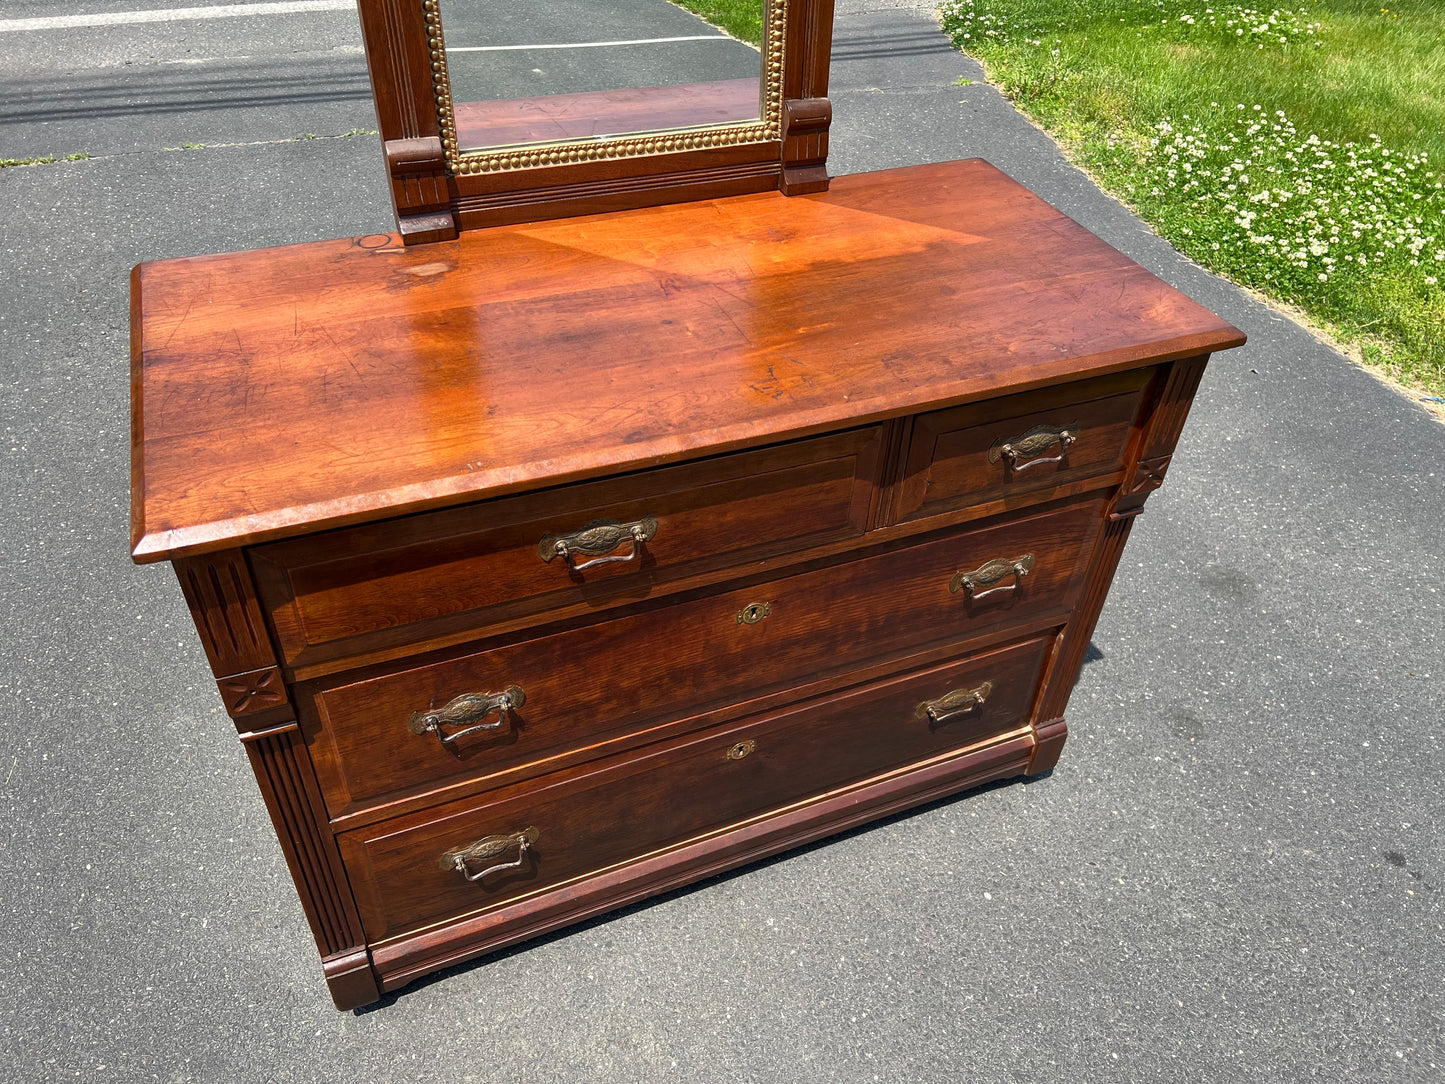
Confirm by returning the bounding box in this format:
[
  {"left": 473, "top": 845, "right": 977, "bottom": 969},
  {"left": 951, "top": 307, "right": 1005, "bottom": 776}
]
[
  {"left": 408, "top": 687, "right": 526, "bottom": 746},
  {"left": 915, "top": 681, "right": 993, "bottom": 724},
  {"left": 538, "top": 515, "right": 659, "bottom": 572},
  {"left": 439, "top": 826, "right": 539, "bottom": 883},
  {"left": 988, "top": 422, "right": 1079, "bottom": 472},
  {"left": 949, "top": 553, "right": 1034, "bottom": 599}
]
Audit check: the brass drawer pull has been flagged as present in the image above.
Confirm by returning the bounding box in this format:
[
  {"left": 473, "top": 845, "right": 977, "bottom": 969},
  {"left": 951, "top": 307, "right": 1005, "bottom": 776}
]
[
  {"left": 989, "top": 422, "right": 1078, "bottom": 472},
  {"left": 440, "top": 826, "right": 539, "bottom": 884},
  {"left": 949, "top": 553, "right": 1033, "bottom": 600},
  {"left": 915, "top": 681, "right": 993, "bottom": 724},
  {"left": 539, "top": 515, "right": 658, "bottom": 572},
  {"left": 409, "top": 686, "right": 525, "bottom": 746}
]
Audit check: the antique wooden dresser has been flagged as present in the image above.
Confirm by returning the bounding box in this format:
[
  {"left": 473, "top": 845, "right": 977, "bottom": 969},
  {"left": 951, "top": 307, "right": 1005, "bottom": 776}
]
[{"left": 129, "top": 0, "right": 1243, "bottom": 1009}]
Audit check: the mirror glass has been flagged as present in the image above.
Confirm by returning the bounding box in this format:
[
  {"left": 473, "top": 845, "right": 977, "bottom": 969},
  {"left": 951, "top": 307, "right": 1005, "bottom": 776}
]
[{"left": 436, "top": 0, "right": 769, "bottom": 155}]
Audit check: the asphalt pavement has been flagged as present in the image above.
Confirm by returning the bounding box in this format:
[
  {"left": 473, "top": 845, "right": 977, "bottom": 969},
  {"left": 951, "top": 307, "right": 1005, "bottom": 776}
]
[{"left": 2, "top": 1, "right": 1442, "bottom": 1081}]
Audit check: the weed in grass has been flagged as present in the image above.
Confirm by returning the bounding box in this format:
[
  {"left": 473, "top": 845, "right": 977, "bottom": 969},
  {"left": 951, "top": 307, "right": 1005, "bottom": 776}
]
[
  {"left": 1128, "top": 105, "right": 1442, "bottom": 371},
  {"left": 940, "top": 0, "right": 1445, "bottom": 394}
]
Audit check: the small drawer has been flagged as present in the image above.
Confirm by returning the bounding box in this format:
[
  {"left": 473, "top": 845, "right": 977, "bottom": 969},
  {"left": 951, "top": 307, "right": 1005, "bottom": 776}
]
[
  {"left": 251, "top": 428, "right": 882, "bottom": 670},
  {"left": 339, "top": 633, "right": 1053, "bottom": 944},
  {"left": 304, "top": 499, "right": 1102, "bottom": 818},
  {"left": 896, "top": 369, "right": 1152, "bottom": 524}
]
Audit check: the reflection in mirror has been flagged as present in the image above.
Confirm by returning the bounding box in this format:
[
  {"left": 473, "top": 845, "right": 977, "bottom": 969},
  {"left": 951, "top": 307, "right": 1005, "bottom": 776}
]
[{"left": 437, "top": 0, "right": 767, "bottom": 154}]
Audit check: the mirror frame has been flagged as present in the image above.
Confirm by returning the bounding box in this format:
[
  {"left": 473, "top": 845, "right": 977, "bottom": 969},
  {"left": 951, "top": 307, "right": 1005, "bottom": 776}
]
[{"left": 356, "top": 0, "right": 836, "bottom": 244}]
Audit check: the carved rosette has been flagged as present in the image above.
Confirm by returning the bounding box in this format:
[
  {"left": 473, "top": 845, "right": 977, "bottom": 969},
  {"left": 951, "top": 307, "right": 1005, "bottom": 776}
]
[
  {"left": 218, "top": 666, "right": 289, "bottom": 717},
  {"left": 1110, "top": 454, "right": 1174, "bottom": 520}
]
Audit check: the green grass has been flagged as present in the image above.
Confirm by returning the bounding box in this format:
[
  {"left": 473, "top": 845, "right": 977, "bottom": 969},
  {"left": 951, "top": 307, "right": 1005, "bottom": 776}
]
[
  {"left": 940, "top": 0, "right": 1445, "bottom": 394},
  {"left": 669, "top": 0, "right": 765, "bottom": 46}
]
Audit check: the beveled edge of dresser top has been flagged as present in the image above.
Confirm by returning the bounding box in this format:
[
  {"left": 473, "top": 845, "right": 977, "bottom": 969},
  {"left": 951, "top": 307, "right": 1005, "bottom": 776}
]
[{"left": 130, "top": 158, "right": 1245, "bottom": 563}]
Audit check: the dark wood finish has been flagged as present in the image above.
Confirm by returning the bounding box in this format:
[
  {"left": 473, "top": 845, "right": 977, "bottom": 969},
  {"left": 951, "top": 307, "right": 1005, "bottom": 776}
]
[
  {"left": 384, "top": 137, "right": 457, "bottom": 244},
  {"left": 355, "top": 0, "right": 456, "bottom": 238},
  {"left": 781, "top": 97, "right": 831, "bottom": 195},
  {"left": 172, "top": 550, "right": 294, "bottom": 728},
  {"left": 323, "top": 947, "right": 382, "bottom": 1012},
  {"left": 251, "top": 427, "right": 882, "bottom": 671},
  {"left": 779, "top": 0, "right": 834, "bottom": 193},
  {"left": 1033, "top": 355, "right": 1211, "bottom": 736},
  {"left": 452, "top": 79, "right": 761, "bottom": 151},
  {"left": 130, "top": 161, "right": 1242, "bottom": 565},
  {"left": 896, "top": 368, "right": 1152, "bottom": 524},
  {"left": 133, "top": 161, "right": 1245, "bottom": 1007},
  {"left": 354, "top": 0, "right": 835, "bottom": 239},
  {"left": 241, "top": 721, "right": 378, "bottom": 1003},
  {"left": 304, "top": 501, "right": 1101, "bottom": 818},
  {"left": 374, "top": 728, "right": 1038, "bottom": 989},
  {"left": 173, "top": 550, "right": 275, "bottom": 678},
  {"left": 342, "top": 634, "right": 1051, "bottom": 944}
]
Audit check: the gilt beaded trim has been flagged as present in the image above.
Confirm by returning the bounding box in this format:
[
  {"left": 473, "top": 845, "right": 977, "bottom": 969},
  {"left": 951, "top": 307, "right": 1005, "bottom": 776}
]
[{"left": 424, "top": 0, "right": 786, "bottom": 174}]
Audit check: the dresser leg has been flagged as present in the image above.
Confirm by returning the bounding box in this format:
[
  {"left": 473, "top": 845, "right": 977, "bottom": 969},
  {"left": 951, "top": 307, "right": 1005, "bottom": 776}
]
[
  {"left": 1028, "top": 716, "right": 1068, "bottom": 775},
  {"left": 324, "top": 947, "right": 382, "bottom": 1011}
]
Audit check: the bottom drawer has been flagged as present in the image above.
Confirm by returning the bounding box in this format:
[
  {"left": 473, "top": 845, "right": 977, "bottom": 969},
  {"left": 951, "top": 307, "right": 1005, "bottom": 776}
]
[{"left": 342, "top": 633, "right": 1053, "bottom": 943}]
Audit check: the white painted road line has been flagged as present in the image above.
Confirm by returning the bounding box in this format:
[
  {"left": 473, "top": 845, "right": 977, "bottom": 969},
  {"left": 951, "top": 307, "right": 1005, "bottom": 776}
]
[
  {"left": 0, "top": 1, "right": 353, "bottom": 33},
  {"left": 446, "top": 36, "right": 732, "bottom": 53}
]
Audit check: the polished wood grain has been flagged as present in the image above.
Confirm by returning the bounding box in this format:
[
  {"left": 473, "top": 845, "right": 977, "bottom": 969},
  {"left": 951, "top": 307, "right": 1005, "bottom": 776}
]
[
  {"left": 251, "top": 427, "right": 881, "bottom": 670},
  {"left": 352, "top": 0, "right": 838, "bottom": 237},
  {"left": 780, "top": 0, "right": 834, "bottom": 192},
  {"left": 341, "top": 633, "right": 1051, "bottom": 943},
  {"left": 130, "top": 160, "right": 1244, "bottom": 563},
  {"left": 896, "top": 368, "right": 1152, "bottom": 524},
  {"left": 1030, "top": 355, "right": 1213, "bottom": 771},
  {"left": 373, "top": 726, "right": 1038, "bottom": 989},
  {"left": 241, "top": 721, "right": 375, "bottom": 1008},
  {"left": 304, "top": 499, "right": 1102, "bottom": 818},
  {"left": 452, "top": 79, "right": 761, "bottom": 151}
]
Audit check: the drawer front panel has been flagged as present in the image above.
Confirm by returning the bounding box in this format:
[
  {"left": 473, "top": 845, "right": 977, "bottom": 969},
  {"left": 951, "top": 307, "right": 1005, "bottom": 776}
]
[
  {"left": 897, "top": 370, "right": 1152, "bottom": 524},
  {"left": 341, "top": 633, "right": 1053, "bottom": 943},
  {"left": 253, "top": 428, "right": 882, "bottom": 668},
  {"left": 308, "top": 499, "right": 1102, "bottom": 816}
]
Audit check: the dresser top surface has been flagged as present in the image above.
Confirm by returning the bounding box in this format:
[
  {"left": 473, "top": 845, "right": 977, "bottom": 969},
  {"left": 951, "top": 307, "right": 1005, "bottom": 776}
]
[{"left": 130, "top": 158, "right": 1244, "bottom": 562}]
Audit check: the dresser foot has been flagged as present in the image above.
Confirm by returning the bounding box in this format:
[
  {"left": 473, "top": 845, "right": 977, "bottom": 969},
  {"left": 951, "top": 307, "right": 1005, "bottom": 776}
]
[
  {"left": 324, "top": 947, "right": 382, "bottom": 1011},
  {"left": 1028, "top": 716, "right": 1068, "bottom": 775}
]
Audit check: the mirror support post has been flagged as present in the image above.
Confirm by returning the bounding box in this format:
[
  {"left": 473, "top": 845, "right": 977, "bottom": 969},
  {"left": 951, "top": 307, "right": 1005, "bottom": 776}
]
[
  {"left": 385, "top": 137, "right": 459, "bottom": 244},
  {"left": 780, "top": 0, "right": 835, "bottom": 194}
]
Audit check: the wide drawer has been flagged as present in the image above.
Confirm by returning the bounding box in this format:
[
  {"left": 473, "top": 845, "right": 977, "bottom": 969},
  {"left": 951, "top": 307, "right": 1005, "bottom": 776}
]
[
  {"left": 305, "top": 498, "right": 1103, "bottom": 818},
  {"left": 896, "top": 369, "right": 1152, "bottom": 524},
  {"left": 251, "top": 427, "right": 883, "bottom": 670},
  {"left": 340, "top": 633, "right": 1053, "bottom": 944}
]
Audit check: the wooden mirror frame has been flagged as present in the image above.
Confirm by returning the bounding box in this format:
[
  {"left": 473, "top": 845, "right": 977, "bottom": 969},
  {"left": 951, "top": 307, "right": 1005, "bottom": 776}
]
[{"left": 356, "top": 0, "right": 835, "bottom": 243}]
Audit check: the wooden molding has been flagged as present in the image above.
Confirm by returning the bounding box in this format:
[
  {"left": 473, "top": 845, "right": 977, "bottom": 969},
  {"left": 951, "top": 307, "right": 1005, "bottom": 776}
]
[
  {"left": 217, "top": 665, "right": 289, "bottom": 718},
  {"left": 385, "top": 136, "right": 457, "bottom": 243},
  {"left": 371, "top": 730, "right": 1036, "bottom": 992},
  {"left": 867, "top": 415, "right": 913, "bottom": 530},
  {"left": 1035, "top": 516, "right": 1136, "bottom": 722},
  {"left": 451, "top": 155, "right": 782, "bottom": 232},
  {"left": 358, "top": 0, "right": 837, "bottom": 238},
  {"left": 781, "top": 97, "right": 832, "bottom": 194},
  {"left": 1028, "top": 716, "right": 1068, "bottom": 774},
  {"left": 242, "top": 722, "right": 367, "bottom": 963},
  {"left": 174, "top": 550, "right": 275, "bottom": 678},
  {"left": 356, "top": 0, "right": 439, "bottom": 140},
  {"left": 1037, "top": 354, "right": 1214, "bottom": 716},
  {"left": 323, "top": 947, "right": 382, "bottom": 1012}
]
